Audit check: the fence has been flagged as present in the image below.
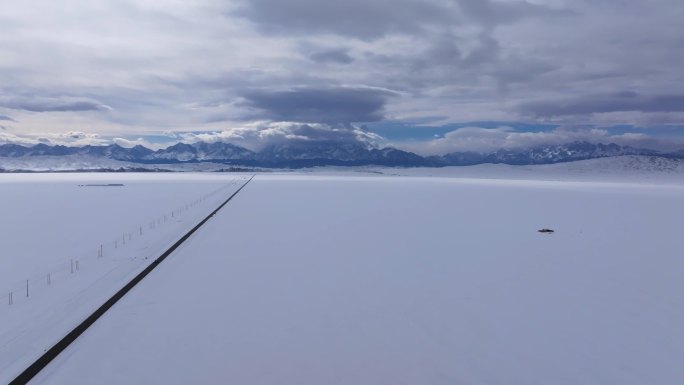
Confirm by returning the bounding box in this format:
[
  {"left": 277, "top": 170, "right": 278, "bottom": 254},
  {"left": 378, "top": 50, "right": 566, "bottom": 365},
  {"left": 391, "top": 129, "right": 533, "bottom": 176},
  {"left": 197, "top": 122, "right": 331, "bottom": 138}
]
[{"left": 1, "top": 175, "right": 250, "bottom": 308}]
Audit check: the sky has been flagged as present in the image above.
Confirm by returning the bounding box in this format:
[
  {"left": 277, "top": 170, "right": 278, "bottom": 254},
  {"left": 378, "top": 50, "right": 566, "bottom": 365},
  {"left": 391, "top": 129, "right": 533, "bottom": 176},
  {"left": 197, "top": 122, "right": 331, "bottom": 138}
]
[{"left": 0, "top": 0, "right": 683, "bottom": 154}]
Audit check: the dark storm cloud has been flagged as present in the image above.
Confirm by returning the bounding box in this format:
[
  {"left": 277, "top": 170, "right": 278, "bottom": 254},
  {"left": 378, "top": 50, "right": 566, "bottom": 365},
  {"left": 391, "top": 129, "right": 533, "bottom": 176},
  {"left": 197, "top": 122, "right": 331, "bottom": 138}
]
[
  {"left": 0, "top": 97, "right": 111, "bottom": 112},
  {"left": 231, "top": 0, "right": 452, "bottom": 39},
  {"left": 232, "top": 0, "right": 568, "bottom": 39},
  {"left": 229, "top": 0, "right": 569, "bottom": 95},
  {"left": 308, "top": 48, "right": 354, "bottom": 64},
  {"left": 170, "top": 68, "right": 334, "bottom": 95},
  {"left": 457, "top": 0, "right": 572, "bottom": 28},
  {"left": 518, "top": 92, "right": 684, "bottom": 118},
  {"left": 238, "top": 87, "right": 397, "bottom": 123}
]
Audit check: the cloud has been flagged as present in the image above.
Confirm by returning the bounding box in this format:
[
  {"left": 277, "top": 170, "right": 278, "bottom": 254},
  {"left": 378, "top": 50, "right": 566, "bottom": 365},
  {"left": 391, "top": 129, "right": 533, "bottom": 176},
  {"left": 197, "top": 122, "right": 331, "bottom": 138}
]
[
  {"left": 0, "top": 97, "right": 111, "bottom": 113},
  {"left": 232, "top": 0, "right": 568, "bottom": 40},
  {"left": 238, "top": 86, "right": 397, "bottom": 123},
  {"left": 0, "top": 132, "right": 38, "bottom": 146},
  {"left": 0, "top": 131, "right": 107, "bottom": 146},
  {"left": 112, "top": 137, "right": 172, "bottom": 150},
  {"left": 393, "top": 126, "right": 684, "bottom": 155},
  {"left": 307, "top": 48, "right": 354, "bottom": 64},
  {"left": 179, "top": 122, "right": 382, "bottom": 151},
  {"left": 46, "top": 131, "right": 108, "bottom": 146},
  {"left": 456, "top": 0, "right": 571, "bottom": 29},
  {"left": 231, "top": 0, "right": 452, "bottom": 40},
  {"left": 0, "top": 115, "right": 15, "bottom": 121},
  {"left": 1, "top": 0, "right": 683, "bottom": 140},
  {"left": 517, "top": 92, "right": 684, "bottom": 118},
  {"left": 3, "top": 124, "right": 682, "bottom": 156}
]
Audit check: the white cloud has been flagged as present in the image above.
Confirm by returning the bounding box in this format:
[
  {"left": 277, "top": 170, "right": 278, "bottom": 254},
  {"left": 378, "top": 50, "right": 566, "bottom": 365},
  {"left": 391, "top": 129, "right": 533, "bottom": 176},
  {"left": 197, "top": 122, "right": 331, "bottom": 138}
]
[
  {"left": 393, "top": 126, "right": 684, "bottom": 155},
  {"left": 0, "top": 131, "right": 107, "bottom": 146},
  {"left": 178, "top": 122, "right": 383, "bottom": 151},
  {"left": 111, "top": 137, "right": 173, "bottom": 150}
]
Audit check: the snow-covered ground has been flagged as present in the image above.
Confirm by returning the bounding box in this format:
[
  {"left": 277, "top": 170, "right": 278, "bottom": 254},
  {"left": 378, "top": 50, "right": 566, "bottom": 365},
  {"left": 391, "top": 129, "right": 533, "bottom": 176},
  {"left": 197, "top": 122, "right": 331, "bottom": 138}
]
[
  {"left": 0, "top": 173, "right": 249, "bottom": 383},
  {"left": 20, "top": 172, "right": 684, "bottom": 385},
  {"left": 360, "top": 155, "right": 684, "bottom": 183}
]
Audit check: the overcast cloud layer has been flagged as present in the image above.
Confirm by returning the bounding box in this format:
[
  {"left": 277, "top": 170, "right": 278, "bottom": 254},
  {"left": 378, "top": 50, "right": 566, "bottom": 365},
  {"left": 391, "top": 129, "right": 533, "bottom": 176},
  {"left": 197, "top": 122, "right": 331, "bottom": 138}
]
[{"left": 0, "top": 0, "right": 683, "bottom": 153}]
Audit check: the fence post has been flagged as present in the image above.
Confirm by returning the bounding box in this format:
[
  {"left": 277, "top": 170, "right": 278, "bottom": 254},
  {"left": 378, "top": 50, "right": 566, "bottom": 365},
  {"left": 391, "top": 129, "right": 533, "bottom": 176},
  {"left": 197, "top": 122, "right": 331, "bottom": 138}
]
[
  {"left": 26, "top": 280, "right": 29, "bottom": 298},
  {"left": 71, "top": 259, "right": 74, "bottom": 274}
]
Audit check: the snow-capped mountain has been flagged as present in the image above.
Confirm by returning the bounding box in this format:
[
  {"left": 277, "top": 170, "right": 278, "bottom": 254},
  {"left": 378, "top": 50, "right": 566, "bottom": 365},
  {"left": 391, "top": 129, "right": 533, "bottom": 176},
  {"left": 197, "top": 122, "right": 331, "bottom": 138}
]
[
  {"left": 0, "top": 141, "right": 428, "bottom": 167},
  {"left": 145, "top": 142, "right": 256, "bottom": 162},
  {"left": 1, "top": 141, "right": 682, "bottom": 169},
  {"left": 435, "top": 141, "right": 663, "bottom": 166},
  {"left": 0, "top": 143, "right": 155, "bottom": 160},
  {"left": 254, "top": 142, "right": 429, "bottom": 167}
]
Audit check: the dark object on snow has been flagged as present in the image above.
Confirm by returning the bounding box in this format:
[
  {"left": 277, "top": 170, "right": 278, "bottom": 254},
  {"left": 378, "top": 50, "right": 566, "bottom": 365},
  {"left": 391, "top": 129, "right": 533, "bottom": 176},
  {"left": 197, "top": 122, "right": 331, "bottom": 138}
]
[{"left": 538, "top": 228, "right": 555, "bottom": 234}]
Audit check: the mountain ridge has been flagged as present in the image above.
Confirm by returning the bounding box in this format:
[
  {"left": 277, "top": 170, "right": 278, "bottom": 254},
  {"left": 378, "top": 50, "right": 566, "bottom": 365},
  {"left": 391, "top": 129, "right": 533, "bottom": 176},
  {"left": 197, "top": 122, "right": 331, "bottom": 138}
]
[{"left": 0, "top": 141, "right": 681, "bottom": 168}]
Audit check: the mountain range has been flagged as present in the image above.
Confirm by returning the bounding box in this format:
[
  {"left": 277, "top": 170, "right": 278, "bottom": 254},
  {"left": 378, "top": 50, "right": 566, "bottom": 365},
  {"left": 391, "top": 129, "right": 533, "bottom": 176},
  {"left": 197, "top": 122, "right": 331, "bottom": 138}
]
[{"left": 0, "top": 141, "right": 682, "bottom": 169}]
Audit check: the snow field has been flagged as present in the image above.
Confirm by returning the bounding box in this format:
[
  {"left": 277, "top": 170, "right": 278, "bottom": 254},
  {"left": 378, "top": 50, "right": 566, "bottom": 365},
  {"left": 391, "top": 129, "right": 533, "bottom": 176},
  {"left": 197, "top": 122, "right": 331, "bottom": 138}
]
[
  {"left": 31, "top": 174, "right": 684, "bottom": 385},
  {"left": 0, "top": 173, "right": 250, "bottom": 382}
]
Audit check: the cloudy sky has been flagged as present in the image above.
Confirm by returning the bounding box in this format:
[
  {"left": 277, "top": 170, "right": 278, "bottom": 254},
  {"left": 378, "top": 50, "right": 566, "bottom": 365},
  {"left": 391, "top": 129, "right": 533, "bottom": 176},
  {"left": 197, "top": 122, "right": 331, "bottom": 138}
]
[{"left": 1, "top": 0, "right": 683, "bottom": 154}]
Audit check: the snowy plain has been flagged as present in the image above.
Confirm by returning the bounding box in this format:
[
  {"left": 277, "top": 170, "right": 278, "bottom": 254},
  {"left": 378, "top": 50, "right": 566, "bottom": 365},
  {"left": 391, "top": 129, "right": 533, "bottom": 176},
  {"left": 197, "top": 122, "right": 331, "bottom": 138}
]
[
  {"left": 0, "top": 173, "right": 249, "bottom": 382},
  {"left": 358, "top": 155, "right": 684, "bottom": 184},
  {"left": 8, "top": 168, "right": 681, "bottom": 385}
]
